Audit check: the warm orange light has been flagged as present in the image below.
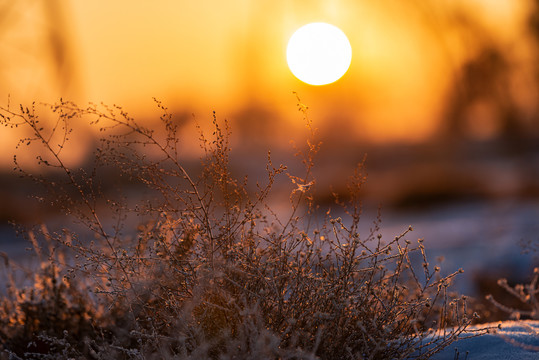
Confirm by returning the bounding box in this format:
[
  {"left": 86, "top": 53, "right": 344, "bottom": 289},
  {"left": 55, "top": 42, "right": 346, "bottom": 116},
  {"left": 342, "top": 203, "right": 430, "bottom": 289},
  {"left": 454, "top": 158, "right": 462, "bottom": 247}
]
[{"left": 0, "top": 0, "right": 535, "bottom": 159}]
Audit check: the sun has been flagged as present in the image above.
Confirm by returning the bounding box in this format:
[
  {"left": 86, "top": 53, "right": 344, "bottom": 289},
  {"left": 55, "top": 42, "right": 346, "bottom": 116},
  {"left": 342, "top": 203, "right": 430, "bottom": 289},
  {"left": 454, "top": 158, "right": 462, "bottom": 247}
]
[{"left": 287, "top": 22, "right": 352, "bottom": 86}]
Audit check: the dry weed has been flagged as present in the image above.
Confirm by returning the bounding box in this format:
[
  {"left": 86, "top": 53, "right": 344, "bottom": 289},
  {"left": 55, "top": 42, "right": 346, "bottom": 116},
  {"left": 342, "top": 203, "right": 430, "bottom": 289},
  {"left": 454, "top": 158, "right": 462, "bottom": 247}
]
[{"left": 0, "top": 98, "right": 485, "bottom": 359}]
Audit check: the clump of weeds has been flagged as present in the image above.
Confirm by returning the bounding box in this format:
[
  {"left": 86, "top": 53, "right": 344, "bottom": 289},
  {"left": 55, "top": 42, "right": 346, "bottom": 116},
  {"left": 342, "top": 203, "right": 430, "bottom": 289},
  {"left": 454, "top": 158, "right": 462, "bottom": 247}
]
[{"left": 0, "top": 97, "right": 489, "bottom": 359}]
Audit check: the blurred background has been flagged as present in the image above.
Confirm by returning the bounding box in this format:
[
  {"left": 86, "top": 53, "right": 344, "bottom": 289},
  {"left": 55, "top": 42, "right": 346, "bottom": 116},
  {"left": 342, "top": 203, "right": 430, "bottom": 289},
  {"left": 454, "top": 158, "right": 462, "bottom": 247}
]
[{"left": 1, "top": 0, "right": 539, "bottom": 312}]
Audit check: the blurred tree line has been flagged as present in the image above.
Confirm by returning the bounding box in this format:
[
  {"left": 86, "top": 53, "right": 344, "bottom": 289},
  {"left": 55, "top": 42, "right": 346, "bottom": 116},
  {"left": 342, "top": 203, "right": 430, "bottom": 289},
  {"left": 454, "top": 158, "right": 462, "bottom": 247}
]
[{"left": 442, "top": 0, "right": 539, "bottom": 144}]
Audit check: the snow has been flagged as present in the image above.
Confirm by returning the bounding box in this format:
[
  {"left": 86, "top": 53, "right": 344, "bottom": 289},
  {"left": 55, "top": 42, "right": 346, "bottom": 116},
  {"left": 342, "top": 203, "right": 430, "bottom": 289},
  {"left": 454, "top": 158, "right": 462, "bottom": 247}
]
[
  {"left": 370, "top": 200, "right": 539, "bottom": 295},
  {"left": 427, "top": 320, "right": 539, "bottom": 360},
  {"left": 2, "top": 202, "right": 538, "bottom": 359}
]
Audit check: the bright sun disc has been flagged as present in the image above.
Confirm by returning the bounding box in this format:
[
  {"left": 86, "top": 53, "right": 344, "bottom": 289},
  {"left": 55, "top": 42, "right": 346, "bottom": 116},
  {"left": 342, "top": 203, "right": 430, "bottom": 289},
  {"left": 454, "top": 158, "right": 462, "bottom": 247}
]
[{"left": 287, "top": 22, "right": 352, "bottom": 86}]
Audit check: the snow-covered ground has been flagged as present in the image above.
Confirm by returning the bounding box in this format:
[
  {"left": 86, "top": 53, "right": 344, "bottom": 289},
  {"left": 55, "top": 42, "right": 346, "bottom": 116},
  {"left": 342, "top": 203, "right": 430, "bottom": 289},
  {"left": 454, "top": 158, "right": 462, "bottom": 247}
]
[
  {"left": 1, "top": 199, "right": 538, "bottom": 360},
  {"left": 427, "top": 320, "right": 539, "bottom": 360},
  {"left": 368, "top": 199, "right": 539, "bottom": 295}
]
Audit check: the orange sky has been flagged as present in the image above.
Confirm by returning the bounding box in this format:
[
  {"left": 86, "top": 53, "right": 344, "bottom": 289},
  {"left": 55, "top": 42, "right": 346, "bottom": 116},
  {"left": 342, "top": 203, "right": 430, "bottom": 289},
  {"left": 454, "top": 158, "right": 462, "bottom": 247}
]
[{"left": 0, "top": 0, "right": 535, "bottom": 156}]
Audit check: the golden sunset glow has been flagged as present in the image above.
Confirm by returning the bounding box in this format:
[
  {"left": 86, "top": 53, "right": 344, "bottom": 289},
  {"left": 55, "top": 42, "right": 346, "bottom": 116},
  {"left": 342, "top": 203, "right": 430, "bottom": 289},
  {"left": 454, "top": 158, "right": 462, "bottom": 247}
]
[
  {"left": 286, "top": 23, "right": 352, "bottom": 86},
  {"left": 0, "top": 0, "right": 536, "bottom": 151}
]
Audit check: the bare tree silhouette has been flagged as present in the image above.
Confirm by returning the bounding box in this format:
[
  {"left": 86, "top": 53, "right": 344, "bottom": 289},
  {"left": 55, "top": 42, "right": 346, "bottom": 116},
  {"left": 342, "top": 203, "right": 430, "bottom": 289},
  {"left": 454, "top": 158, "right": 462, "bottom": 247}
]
[
  {"left": 444, "top": 46, "right": 522, "bottom": 141},
  {"left": 441, "top": 4, "right": 539, "bottom": 144}
]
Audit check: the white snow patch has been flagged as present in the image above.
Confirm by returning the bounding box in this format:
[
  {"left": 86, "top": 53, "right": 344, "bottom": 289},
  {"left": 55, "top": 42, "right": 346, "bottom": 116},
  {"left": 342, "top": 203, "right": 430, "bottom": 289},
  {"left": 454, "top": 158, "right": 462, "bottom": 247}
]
[{"left": 429, "top": 320, "right": 539, "bottom": 360}]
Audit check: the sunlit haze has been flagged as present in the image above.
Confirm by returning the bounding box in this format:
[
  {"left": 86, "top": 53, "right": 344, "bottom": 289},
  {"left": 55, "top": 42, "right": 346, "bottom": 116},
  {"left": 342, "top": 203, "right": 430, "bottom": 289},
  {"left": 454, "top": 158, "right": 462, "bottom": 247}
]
[{"left": 0, "top": 0, "right": 537, "bottom": 165}]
